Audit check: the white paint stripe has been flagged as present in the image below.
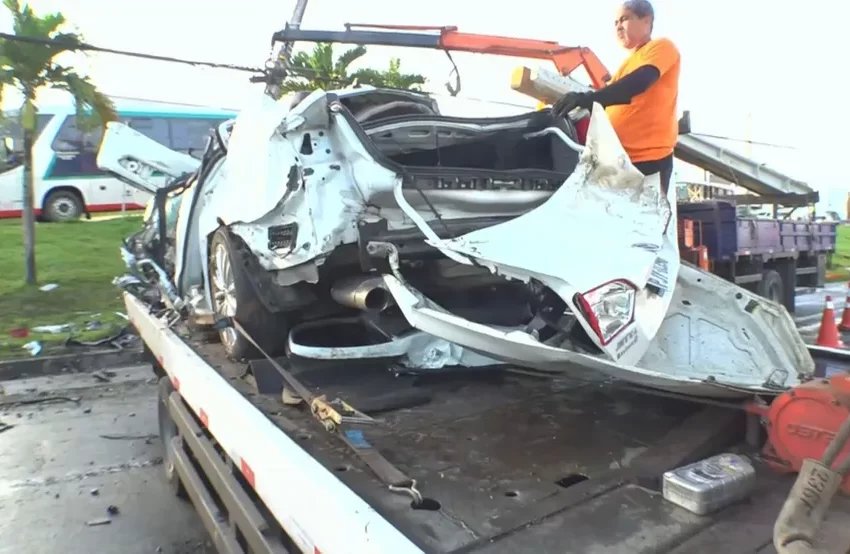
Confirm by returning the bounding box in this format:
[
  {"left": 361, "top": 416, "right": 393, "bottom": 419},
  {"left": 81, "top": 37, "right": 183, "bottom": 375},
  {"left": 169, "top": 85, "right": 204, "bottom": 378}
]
[
  {"left": 125, "top": 293, "right": 423, "bottom": 554},
  {"left": 798, "top": 316, "right": 843, "bottom": 333},
  {"left": 796, "top": 298, "right": 847, "bottom": 307}
]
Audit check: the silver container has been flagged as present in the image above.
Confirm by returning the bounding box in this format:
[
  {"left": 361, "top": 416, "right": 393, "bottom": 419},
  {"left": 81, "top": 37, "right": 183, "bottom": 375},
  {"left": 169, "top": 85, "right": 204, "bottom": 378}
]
[{"left": 662, "top": 453, "right": 757, "bottom": 515}]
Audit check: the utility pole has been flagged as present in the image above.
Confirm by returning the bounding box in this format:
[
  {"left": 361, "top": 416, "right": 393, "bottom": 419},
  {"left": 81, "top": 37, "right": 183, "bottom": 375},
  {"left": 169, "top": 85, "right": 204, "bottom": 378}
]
[{"left": 264, "top": 0, "right": 309, "bottom": 100}]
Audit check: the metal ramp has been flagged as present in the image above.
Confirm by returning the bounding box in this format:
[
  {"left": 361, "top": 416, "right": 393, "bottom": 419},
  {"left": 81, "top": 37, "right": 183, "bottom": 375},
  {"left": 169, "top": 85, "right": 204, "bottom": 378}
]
[{"left": 675, "top": 133, "right": 811, "bottom": 196}]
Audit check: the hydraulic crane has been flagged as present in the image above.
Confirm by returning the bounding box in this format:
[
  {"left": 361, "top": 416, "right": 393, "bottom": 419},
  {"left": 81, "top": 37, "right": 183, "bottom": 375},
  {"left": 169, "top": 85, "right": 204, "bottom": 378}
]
[
  {"left": 270, "top": 23, "right": 812, "bottom": 196},
  {"left": 272, "top": 23, "right": 611, "bottom": 90}
]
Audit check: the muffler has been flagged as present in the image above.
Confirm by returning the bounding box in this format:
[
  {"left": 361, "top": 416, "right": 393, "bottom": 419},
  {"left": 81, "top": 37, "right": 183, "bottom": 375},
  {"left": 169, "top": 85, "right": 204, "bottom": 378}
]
[{"left": 331, "top": 275, "right": 392, "bottom": 313}]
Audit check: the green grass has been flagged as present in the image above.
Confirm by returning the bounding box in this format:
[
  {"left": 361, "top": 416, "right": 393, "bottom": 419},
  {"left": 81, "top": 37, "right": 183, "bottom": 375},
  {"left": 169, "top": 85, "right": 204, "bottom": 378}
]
[
  {"left": 0, "top": 215, "right": 143, "bottom": 360},
  {"left": 827, "top": 225, "right": 850, "bottom": 282}
]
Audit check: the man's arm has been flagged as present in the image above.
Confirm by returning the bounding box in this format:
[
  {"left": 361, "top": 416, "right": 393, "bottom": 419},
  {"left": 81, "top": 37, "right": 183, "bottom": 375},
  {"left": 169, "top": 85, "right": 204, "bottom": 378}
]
[
  {"left": 565, "top": 38, "right": 680, "bottom": 109},
  {"left": 587, "top": 65, "right": 660, "bottom": 107}
]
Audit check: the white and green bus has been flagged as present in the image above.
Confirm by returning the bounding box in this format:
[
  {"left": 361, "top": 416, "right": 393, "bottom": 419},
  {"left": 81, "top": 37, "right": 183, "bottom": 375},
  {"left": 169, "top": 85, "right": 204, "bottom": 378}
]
[{"left": 0, "top": 97, "right": 235, "bottom": 221}]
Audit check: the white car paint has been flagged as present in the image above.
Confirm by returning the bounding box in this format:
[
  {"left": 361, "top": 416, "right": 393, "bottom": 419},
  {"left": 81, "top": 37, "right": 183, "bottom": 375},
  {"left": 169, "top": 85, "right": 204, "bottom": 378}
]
[
  {"left": 96, "top": 122, "right": 202, "bottom": 194},
  {"left": 391, "top": 105, "right": 677, "bottom": 366},
  {"left": 99, "top": 88, "right": 814, "bottom": 398}
]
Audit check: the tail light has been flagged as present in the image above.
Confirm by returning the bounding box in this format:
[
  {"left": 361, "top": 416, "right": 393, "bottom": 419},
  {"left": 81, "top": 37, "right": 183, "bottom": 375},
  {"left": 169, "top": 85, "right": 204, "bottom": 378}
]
[{"left": 576, "top": 280, "right": 636, "bottom": 345}]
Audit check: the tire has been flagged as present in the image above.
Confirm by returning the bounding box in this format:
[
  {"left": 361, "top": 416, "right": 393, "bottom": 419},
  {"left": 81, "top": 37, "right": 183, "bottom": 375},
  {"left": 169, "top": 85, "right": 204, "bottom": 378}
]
[
  {"left": 42, "top": 189, "right": 83, "bottom": 222},
  {"left": 208, "top": 227, "right": 287, "bottom": 360},
  {"left": 757, "top": 269, "right": 783, "bottom": 305},
  {"left": 157, "top": 377, "right": 189, "bottom": 500}
]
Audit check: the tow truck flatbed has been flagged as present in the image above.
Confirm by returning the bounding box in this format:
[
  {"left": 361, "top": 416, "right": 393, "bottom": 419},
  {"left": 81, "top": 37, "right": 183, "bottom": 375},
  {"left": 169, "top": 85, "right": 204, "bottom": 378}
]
[{"left": 127, "top": 293, "right": 850, "bottom": 554}]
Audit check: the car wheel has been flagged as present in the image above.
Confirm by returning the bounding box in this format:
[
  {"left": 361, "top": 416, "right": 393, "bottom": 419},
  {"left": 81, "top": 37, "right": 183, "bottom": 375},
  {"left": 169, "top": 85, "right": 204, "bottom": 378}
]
[
  {"left": 43, "top": 189, "right": 83, "bottom": 222},
  {"left": 758, "top": 269, "right": 784, "bottom": 305},
  {"left": 157, "top": 377, "right": 189, "bottom": 500},
  {"left": 208, "top": 227, "right": 287, "bottom": 360}
]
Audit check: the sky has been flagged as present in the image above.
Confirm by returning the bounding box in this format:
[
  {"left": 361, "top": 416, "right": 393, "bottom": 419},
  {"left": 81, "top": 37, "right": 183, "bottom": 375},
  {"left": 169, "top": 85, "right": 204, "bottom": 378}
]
[{"left": 1, "top": 0, "right": 846, "bottom": 209}]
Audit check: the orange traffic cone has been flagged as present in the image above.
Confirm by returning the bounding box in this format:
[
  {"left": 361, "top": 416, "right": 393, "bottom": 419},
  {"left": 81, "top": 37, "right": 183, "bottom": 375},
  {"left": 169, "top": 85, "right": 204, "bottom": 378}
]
[
  {"left": 838, "top": 283, "right": 850, "bottom": 332},
  {"left": 816, "top": 295, "right": 844, "bottom": 348}
]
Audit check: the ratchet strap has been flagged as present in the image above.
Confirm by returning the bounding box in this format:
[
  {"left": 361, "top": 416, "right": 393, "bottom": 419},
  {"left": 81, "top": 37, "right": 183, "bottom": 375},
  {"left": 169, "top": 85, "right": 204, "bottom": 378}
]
[{"left": 215, "top": 316, "right": 424, "bottom": 506}]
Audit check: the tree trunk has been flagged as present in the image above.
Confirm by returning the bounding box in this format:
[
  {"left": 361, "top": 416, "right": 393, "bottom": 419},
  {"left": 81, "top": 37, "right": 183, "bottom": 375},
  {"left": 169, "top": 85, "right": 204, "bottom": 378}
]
[{"left": 22, "top": 126, "right": 36, "bottom": 285}]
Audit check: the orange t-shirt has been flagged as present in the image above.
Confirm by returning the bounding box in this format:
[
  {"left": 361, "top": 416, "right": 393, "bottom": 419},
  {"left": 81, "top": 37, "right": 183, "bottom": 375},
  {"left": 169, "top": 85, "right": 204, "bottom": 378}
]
[{"left": 605, "top": 38, "right": 681, "bottom": 163}]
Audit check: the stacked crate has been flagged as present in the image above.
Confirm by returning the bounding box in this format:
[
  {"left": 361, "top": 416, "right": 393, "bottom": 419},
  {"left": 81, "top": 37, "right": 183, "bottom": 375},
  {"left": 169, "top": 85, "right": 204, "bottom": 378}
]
[{"left": 677, "top": 216, "right": 710, "bottom": 270}]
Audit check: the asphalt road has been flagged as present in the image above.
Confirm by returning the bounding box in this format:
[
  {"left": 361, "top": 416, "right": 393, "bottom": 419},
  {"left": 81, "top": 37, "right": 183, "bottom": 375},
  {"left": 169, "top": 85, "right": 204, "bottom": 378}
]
[
  {"left": 0, "top": 365, "right": 211, "bottom": 554},
  {"left": 793, "top": 282, "right": 850, "bottom": 342}
]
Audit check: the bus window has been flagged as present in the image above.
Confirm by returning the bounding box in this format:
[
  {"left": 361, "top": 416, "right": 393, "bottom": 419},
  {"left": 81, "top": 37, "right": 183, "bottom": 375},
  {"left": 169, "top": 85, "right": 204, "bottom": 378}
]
[
  {"left": 0, "top": 114, "right": 54, "bottom": 170},
  {"left": 49, "top": 116, "right": 106, "bottom": 178},
  {"left": 124, "top": 117, "right": 170, "bottom": 147},
  {"left": 0, "top": 113, "right": 53, "bottom": 144},
  {"left": 51, "top": 116, "right": 104, "bottom": 154},
  {"left": 168, "top": 118, "right": 223, "bottom": 158}
]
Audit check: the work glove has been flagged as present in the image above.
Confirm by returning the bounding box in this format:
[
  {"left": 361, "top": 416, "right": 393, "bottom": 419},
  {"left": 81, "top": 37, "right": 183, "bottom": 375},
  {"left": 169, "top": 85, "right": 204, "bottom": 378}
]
[{"left": 552, "top": 91, "right": 594, "bottom": 119}]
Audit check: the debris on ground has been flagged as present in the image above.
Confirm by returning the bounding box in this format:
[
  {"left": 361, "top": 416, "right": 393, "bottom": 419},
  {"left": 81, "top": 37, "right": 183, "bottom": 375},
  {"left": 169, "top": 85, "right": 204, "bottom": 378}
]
[
  {"left": 106, "top": 504, "right": 120, "bottom": 516},
  {"left": 113, "top": 275, "right": 142, "bottom": 288},
  {"left": 38, "top": 283, "right": 59, "bottom": 292},
  {"left": 32, "top": 324, "right": 72, "bottom": 334},
  {"left": 91, "top": 371, "right": 114, "bottom": 383},
  {"left": 99, "top": 433, "right": 157, "bottom": 441},
  {"left": 0, "top": 395, "right": 81, "bottom": 408},
  {"left": 65, "top": 325, "right": 136, "bottom": 349},
  {"left": 86, "top": 320, "right": 104, "bottom": 331},
  {"left": 8, "top": 327, "right": 28, "bottom": 338},
  {"left": 22, "top": 341, "right": 42, "bottom": 356},
  {"left": 85, "top": 517, "right": 112, "bottom": 527},
  {"left": 90, "top": 488, "right": 100, "bottom": 496}
]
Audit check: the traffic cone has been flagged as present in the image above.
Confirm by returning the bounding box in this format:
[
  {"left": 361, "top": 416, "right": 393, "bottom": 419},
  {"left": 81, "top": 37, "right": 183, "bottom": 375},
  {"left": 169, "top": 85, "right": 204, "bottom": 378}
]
[
  {"left": 838, "top": 283, "right": 850, "bottom": 332},
  {"left": 816, "top": 295, "right": 844, "bottom": 348}
]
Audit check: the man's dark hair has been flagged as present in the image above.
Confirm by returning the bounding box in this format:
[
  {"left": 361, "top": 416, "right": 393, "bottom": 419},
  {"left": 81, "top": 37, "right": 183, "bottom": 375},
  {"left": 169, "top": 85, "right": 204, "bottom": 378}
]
[{"left": 623, "top": 0, "right": 655, "bottom": 31}]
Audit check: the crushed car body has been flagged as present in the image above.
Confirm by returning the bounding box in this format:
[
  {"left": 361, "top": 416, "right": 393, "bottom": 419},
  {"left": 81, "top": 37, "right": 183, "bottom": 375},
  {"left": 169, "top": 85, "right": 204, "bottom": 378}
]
[{"left": 99, "top": 86, "right": 815, "bottom": 399}]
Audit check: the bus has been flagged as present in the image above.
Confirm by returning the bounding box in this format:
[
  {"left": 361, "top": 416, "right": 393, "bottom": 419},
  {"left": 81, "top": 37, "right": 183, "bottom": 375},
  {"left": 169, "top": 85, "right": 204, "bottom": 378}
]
[{"left": 0, "top": 97, "right": 236, "bottom": 222}]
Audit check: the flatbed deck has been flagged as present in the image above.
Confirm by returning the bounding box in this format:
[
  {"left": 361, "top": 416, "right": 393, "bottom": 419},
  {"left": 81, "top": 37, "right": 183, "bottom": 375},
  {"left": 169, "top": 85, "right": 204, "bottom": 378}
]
[
  {"left": 165, "top": 325, "right": 850, "bottom": 554},
  {"left": 127, "top": 291, "right": 849, "bottom": 554}
]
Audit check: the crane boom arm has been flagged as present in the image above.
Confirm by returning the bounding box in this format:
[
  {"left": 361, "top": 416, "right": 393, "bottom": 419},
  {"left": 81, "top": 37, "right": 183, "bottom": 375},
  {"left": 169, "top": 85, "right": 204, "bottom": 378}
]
[{"left": 271, "top": 23, "right": 612, "bottom": 89}]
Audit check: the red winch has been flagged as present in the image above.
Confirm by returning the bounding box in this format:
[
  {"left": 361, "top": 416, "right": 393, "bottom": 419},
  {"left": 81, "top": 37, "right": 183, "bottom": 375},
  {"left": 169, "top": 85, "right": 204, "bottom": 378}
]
[{"left": 752, "top": 372, "right": 850, "bottom": 493}]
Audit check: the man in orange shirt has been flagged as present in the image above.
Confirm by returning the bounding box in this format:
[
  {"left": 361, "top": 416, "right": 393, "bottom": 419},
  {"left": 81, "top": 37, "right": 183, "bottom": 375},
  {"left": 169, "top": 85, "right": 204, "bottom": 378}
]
[{"left": 552, "top": 0, "right": 681, "bottom": 194}]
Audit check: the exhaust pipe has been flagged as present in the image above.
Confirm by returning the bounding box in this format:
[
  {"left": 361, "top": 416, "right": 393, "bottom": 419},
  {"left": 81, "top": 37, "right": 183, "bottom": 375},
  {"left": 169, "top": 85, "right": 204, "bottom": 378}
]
[{"left": 331, "top": 275, "right": 392, "bottom": 313}]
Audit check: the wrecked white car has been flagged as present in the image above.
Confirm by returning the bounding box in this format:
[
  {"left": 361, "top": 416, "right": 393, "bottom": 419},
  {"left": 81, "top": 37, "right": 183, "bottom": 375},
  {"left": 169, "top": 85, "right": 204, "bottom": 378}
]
[{"left": 101, "top": 87, "right": 813, "bottom": 399}]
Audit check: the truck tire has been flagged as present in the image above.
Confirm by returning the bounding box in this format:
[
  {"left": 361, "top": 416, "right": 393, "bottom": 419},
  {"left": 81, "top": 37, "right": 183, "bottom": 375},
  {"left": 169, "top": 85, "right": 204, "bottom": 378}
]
[
  {"left": 157, "top": 377, "right": 189, "bottom": 500},
  {"left": 208, "top": 227, "right": 287, "bottom": 360},
  {"left": 42, "top": 189, "right": 83, "bottom": 222},
  {"left": 757, "top": 269, "right": 783, "bottom": 305}
]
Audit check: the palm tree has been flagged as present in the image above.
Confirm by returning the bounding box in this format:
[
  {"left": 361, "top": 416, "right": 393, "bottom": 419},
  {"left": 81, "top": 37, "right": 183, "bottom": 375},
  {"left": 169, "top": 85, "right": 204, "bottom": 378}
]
[
  {"left": 0, "top": 0, "right": 117, "bottom": 285},
  {"left": 351, "top": 58, "right": 426, "bottom": 91},
  {"left": 281, "top": 42, "right": 425, "bottom": 92},
  {"left": 281, "top": 42, "right": 369, "bottom": 93}
]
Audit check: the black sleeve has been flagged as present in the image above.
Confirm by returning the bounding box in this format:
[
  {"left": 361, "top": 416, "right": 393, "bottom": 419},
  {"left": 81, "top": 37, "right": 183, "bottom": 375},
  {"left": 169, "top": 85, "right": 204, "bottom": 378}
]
[{"left": 583, "top": 65, "right": 661, "bottom": 108}]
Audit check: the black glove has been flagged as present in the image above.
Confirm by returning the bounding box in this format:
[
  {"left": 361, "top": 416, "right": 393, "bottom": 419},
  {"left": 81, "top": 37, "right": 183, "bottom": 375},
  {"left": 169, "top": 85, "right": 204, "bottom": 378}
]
[
  {"left": 525, "top": 109, "right": 556, "bottom": 132},
  {"left": 552, "top": 91, "right": 593, "bottom": 119}
]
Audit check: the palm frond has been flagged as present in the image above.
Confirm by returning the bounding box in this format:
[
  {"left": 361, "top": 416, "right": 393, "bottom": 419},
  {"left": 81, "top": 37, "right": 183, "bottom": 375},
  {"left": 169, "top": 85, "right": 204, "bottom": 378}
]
[
  {"left": 334, "top": 45, "right": 367, "bottom": 75},
  {"left": 0, "top": 68, "right": 15, "bottom": 120},
  {"left": 47, "top": 65, "right": 116, "bottom": 129}
]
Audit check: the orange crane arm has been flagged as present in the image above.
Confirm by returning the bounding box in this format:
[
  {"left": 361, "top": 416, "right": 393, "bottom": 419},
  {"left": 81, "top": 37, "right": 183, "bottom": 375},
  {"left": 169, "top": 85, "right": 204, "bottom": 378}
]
[{"left": 271, "top": 23, "right": 612, "bottom": 89}]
